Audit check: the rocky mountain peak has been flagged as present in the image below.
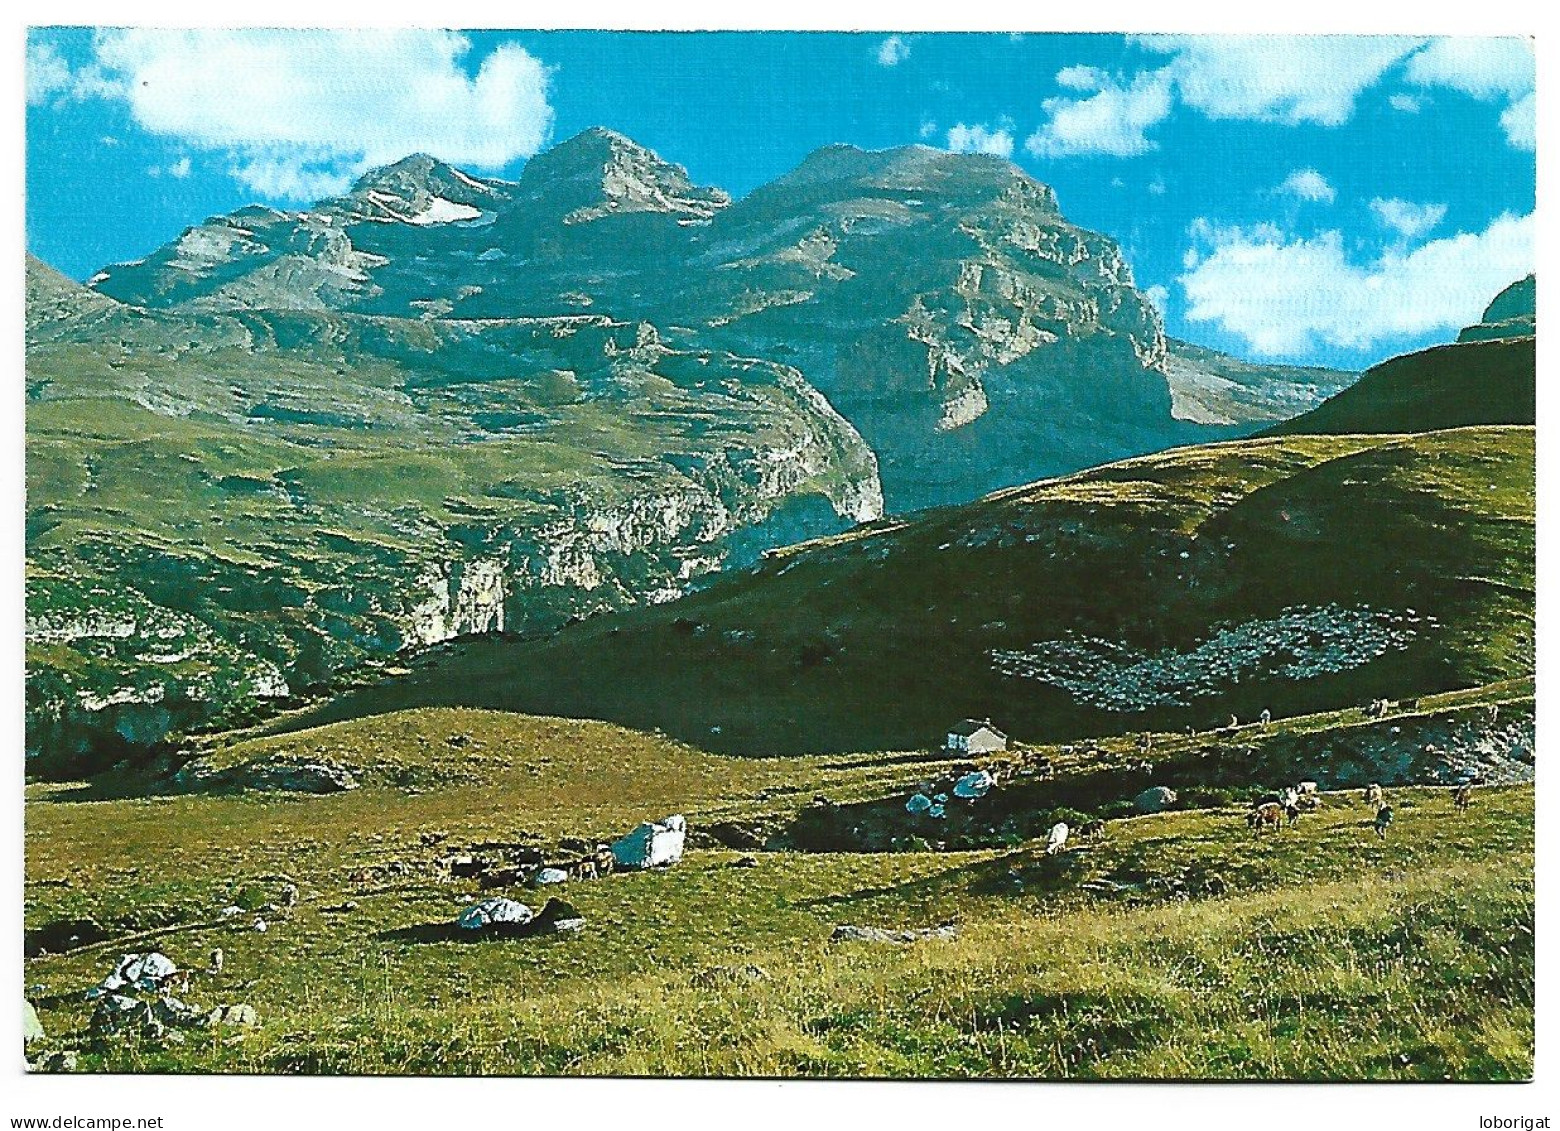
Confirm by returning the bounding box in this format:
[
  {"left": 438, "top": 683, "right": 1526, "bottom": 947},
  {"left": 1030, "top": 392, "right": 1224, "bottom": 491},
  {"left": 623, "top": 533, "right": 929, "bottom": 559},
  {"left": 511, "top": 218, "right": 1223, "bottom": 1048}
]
[
  {"left": 515, "top": 127, "right": 730, "bottom": 224},
  {"left": 334, "top": 153, "right": 507, "bottom": 225}
]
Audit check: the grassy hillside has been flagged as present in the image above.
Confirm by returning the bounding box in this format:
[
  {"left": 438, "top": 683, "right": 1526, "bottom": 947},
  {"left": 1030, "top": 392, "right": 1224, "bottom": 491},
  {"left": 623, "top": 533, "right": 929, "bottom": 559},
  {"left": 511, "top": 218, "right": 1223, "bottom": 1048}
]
[
  {"left": 24, "top": 703, "right": 1532, "bottom": 1078},
  {"left": 1265, "top": 338, "right": 1534, "bottom": 437},
  {"left": 277, "top": 427, "right": 1533, "bottom": 755}
]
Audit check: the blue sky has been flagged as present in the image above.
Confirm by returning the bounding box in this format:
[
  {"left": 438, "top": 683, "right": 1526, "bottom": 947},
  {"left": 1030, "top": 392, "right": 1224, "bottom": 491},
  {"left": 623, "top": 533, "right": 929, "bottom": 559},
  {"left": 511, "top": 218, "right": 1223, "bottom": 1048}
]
[{"left": 26, "top": 29, "right": 1535, "bottom": 369}]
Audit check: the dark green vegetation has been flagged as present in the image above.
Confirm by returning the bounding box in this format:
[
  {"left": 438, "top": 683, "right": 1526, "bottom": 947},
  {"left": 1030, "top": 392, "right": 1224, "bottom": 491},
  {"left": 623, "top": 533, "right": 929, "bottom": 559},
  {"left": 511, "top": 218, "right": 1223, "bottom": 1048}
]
[
  {"left": 1266, "top": 339, "right": 1534, "bottom": 437},
  {"left": 1459, "top": 274, "right": 1536, "bottom": 342},
  {"left": 289, "top": 426, "right": 1534, "bottom": 756},
  {"left": 26, "top": 131, "right": 1353, "bottom": 767},
  {"left": 23, "top": 703, "right": 1532, "bottom": 1078}
]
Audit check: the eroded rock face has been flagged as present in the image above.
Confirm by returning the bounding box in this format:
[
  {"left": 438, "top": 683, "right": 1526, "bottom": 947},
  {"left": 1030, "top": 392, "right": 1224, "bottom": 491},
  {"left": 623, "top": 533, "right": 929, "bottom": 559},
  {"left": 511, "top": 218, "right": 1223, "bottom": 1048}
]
[{"left": 27, "top": 131, "right": 1341, "bottom": 764}]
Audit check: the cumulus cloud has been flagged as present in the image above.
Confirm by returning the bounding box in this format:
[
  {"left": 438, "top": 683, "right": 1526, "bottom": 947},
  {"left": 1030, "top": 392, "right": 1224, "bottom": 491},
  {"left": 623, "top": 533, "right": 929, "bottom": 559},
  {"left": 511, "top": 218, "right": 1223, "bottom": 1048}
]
[
  {"left": 877, "top": 36, "right": 910, "bottom": 67},
  {"left": 1405, "top": 37, "right": 1534, "bottom": 99},
  {"left": 947, "top": 122, "right": 1014, "bottom": 158},
  {"left": 1274, "top": 168, "right": 1336, "bottom": 204},
  {"left": 1025, "top": 70, "right": 1173, "bottom": 158},
  {"left": 1178, "top": 212, "right": 1534, "bottom": 356},
  {"left": 1405, "top": 37, "right": 1534, "bottom": 149},
  {"left": 1144, "top": 284, "right": 1170, "bottom": 314},
  {"left": 32, "top": 29, "right": 554, "bottom": 200},
  {"left": 1389, "top": 92, "right": 1425, "bottom": 113},
  {"left": 1501, "top": 93, "right": 1536, "bottom": 151},
  {"left": 1369, "top": 198, "right": 1448, "bottom": 242},
  {"left": 1142, "top": 35, "right": 1424, "bottom": 126},
  {"left": 1029, "top": 36, "right": 1425, "bottom": 158}
]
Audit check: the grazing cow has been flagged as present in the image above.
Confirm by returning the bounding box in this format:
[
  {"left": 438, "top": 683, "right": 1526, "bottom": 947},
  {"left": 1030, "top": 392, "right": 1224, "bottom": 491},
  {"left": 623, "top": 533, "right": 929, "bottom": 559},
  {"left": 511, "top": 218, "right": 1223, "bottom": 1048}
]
[
  {"left": 571, "top": 858, "right": 599, "bottom": 881},
  {"left": 1453, "top": 784, "right": 1473, "bottom": 812},
  {"left": 1078, "top": 819, "right": 1107, "bottom": 842},
  {"left": 1296, "top": 781, "right": 1318, "bottom": 795},
  {"left": 1248, "top": 803, "right": 1285, "bottom": 837},
  {"left": 1364, "top": 783, "right": 1385, "bottom": 809},
  {"left": 593, "top": 844, "right": 616, "bottom": 877},
  {"left": 1373, "top": 805, "right": 1394, "bottom": 839}
]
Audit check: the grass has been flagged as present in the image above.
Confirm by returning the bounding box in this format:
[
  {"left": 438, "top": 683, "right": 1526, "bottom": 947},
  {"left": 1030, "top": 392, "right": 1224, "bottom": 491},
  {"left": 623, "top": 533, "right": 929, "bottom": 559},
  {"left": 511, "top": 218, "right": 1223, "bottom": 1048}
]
[
  {"left": 23, "top": 697, "right": 1533, "bottom": 1079},
  {"left": 285, "top": 426, "right": 1534, "bottom": 756},
  {"left": 1266, "top": 336, "right": 1534, "bottom": 437}
]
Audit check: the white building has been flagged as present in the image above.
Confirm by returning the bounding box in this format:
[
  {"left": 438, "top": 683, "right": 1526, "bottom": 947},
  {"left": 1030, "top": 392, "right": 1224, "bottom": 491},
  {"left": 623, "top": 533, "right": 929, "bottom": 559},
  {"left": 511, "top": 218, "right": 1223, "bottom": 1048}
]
[{"left": 945, "top": 718, "right": 1008, "bottom": 755}]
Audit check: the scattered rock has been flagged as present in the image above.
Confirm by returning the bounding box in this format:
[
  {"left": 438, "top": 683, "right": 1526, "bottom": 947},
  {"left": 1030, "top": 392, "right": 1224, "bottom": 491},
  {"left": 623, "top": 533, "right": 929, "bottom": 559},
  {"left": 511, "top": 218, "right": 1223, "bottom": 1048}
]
[
  {"left": 86, "top": 952, "right": 179, "bottom": 999},
  {"left": 206, "top": 1004, "right": 259, "bottom": 1028}
]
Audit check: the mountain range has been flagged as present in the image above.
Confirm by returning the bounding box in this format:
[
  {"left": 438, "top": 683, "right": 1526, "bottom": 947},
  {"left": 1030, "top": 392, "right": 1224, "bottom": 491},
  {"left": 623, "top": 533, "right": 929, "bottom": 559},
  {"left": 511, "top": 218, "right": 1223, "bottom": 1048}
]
[{"left": 29, "top": 128, "right": 1363, "bottom": 767}]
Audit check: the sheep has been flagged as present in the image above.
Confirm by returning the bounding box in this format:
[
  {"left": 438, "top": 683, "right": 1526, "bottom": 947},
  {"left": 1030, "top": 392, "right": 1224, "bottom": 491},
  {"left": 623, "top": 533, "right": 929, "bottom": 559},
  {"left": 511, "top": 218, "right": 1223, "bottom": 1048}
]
[
  {"left": 1046, "top": 822, "right": 1070, "bottom": 856},
  {"left": 281, "top": 882, "right": 299, "bottom": 908},
  {"left": 1373, "top": 805, "right": 1393, "bottom": 839},
  {"left": 1364, "top": 783, "right": 1385, "bottom": 808},
  {"left": 1248, "top": 803, "right": 1284, "bottom": 837},
  {"left": 209, "top": 948, "right": 224, "bottom": 976},
  {"left": 1453, "top": 784, "right": 1473, "bottom": 812}
]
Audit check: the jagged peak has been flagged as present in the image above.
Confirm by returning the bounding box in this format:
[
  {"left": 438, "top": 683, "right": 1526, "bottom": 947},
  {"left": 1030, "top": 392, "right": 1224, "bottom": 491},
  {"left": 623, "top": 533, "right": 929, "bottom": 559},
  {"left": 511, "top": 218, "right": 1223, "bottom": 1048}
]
[{"left": 518, "top": 126, "right": 729, "bottom": 222}]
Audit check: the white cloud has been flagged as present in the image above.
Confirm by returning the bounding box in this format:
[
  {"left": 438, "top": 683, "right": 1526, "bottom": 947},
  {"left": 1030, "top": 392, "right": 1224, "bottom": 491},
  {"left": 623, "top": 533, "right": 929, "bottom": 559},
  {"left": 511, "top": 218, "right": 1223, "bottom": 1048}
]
[
  {"left": 1147, "top": 176, "right": 1166, "bottom": 195},
  {"left": 1405, "top": 37, "right": 1534, "bottom": 150},
  {"left": 1179, "top": 212, "right": 1534, "bottom": 356},
  {"left": 1369, "top": 198, "right": 1448, "bottom": 242},
  {"left": 1030, "top": 36, "right": 1425, "bottom": 159},
  {"left": 37, "top": 29, "right": 554, "bottom": 200},
  {"left": 877, "top": 36, "right": 910, "bottom": 67},
  {"left": 1388, "top": 93, "right": 1424, "bottom": 113},
  {"left": 26, "top": 40, "right": 74, "bottom": 104},
  {"left": 1501, "top": 92, "right": 1536, "bottom": 151},
  {"left": 1274, "top": 168, "right": 1336, "bottom": 204},
  {"left": 1025, "top": 70, "right": 1173, "bottom": 158},
  {"left": 917, "top": 118, "right": 938, "bottom": 140},
  {"left": 1055, "top": 65, "right": 1106, "bottom": 91},
  {"left": 946, "top": 123, "right": 1014, "bottom": 159},
  {"left": 1140, "top": 34, "right": 1424, "bottom": 126},
  {"left": 1144, "top": 284, "right": 1170, "bottom": 314},
  {"left": 1405, "top": 37, "right": 1534, "bottom": 100}
]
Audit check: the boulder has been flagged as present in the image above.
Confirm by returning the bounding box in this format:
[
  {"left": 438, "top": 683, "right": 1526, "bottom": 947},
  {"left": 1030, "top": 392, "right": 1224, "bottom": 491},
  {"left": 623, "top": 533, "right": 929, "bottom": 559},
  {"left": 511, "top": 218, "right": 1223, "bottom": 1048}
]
[
  {"left": 206, "top": 1004, "right": 260, "bottom": 1028},
  {"left": 87, "top": 952, "right": 178, "bottom": 999},
  {"left": 457, "top": 897, "right": 534, "bottom": 931},
  {"left": 1135, "top": 786, "right": 1178, "bottom": 814}
]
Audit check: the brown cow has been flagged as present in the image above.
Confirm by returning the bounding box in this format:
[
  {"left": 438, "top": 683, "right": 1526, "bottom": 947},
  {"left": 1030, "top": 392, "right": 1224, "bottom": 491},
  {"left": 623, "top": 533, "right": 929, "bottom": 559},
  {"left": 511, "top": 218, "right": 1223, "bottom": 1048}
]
[{"left": 1248, "top": 803, "right": 1284, "bottom": 837}]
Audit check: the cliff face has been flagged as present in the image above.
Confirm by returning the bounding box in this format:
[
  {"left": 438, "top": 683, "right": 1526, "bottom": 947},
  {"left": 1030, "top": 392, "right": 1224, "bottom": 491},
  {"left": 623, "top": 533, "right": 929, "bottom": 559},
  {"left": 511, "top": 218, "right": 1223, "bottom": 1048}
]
[
  {"left": 26, "top": 256, "right": 880, "bottom": 771},
  {"left": 28, "top": 131, "right": 1344, "bottom": 767}
]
